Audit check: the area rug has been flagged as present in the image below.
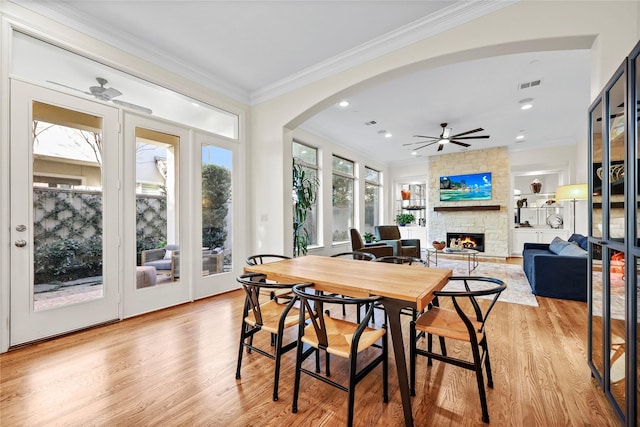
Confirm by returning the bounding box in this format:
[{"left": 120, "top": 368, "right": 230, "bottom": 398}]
[{"left": 430, "top": 258, "right": 539, "bottom": 307}]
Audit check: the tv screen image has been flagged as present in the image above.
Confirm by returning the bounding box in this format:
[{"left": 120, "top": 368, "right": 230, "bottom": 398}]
[{"left": 440, "top": 172, "right": 492, "bottom": 201}]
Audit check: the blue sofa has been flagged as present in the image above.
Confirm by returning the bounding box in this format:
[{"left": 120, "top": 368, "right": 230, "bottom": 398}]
[{"left": 522, "top": 234, "right": 588, "bottom": 302}]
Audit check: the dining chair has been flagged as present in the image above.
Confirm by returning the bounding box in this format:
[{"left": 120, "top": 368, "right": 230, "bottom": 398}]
[
  {"left": 246, "top": 253, "right": 291, "bottom": 265},
  {"left": 330, "top": 251, "right": 376, "bottom": 317},
  {"left": 246, "top": 254, "right": 292, "bottom": 302},
  {"left": 409, "top": 276, "right": 506, "bottom": 423},
  {"left": 235, "top": 272, "right": 311, "bottom": 401},
  {"left": 291, "top": 283, "right": 388, "bottom": 427}
]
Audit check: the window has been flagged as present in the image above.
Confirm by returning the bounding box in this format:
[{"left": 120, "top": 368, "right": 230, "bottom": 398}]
[
  {"left": 293, "top": 141, "right": 318, "bottom": 246},
  {"left": 364, "top": 167, "right": 381, "bottom": 234},
  {"left": 332, "top": 155, "right": 354, "bottom": 242}
]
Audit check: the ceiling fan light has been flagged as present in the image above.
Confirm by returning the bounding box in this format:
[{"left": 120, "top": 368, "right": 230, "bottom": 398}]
[{"left": 438, "top": 138, "right": 450, "bottom": 144}]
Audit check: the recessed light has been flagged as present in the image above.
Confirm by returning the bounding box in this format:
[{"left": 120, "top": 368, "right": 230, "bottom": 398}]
[
  {"left": 521, "top": 104, "right": 533, "bottom": 110},
  {"left": 338, "top": 100, "right": 350, "bottom": 108},
  {"left": 385, "top": 132, "right": 392, "bottom": 138},
  {"left": 411, "top": 151, "right": 418, "bottom": 156},
  {"left": 516, "top": 134, "right": 525, "bottom": 140}
]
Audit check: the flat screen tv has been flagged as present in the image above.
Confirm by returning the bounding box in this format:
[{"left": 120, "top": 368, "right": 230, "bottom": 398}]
[{"left": 440, "top": 172, "right": 492, "bottom": 201}]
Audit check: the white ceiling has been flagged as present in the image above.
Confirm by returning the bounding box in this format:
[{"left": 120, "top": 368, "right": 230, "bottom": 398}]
[{"left": 10, "top": 0, "right": 590, "bottom": 167}]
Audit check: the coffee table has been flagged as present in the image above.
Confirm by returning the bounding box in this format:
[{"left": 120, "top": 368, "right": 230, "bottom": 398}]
[{"left": 426, "top": 247, "right": 479, "bottom": 274}]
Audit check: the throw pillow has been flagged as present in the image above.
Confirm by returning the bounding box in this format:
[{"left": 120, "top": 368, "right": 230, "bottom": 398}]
[
  {"left": 568, "top": 233, "right": 589, "bottom": 250},
  {"left": 164, "top": 250, "right": 173, "bottom": 260},
  {"left": 549, "top": 236, "right": 571, "bottom": 255},
  {"left": 558, "top": 242, "right": 588, "bottom": 257}
]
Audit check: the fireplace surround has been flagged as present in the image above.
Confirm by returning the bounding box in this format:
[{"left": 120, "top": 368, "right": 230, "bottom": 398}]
[{"left": 446, "top": 232, "right": 485, "bottom": 252}]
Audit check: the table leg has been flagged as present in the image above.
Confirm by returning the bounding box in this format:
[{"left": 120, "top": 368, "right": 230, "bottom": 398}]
[{"left": 380, "top": 298, "right": 414, "bottom": 427}]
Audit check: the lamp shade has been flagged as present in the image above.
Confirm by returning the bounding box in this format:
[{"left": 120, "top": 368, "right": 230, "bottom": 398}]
[{"left": 555, "top": 184, "right": 588, "bottom": 201}]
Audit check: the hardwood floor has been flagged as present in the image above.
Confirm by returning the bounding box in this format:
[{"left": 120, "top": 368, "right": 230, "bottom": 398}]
[{"left": 0, "top": 267, "right": 621, "bottom": 426}]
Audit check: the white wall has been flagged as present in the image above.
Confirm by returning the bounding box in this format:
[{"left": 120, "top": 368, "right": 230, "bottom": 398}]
[{"left": 250, "top": 1, "right": 640, "bottom": 257}]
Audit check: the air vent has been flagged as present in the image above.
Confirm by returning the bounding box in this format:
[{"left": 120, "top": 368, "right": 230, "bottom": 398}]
[
  {"left": 519, "top": 79, "right": 542, "bottom": 90},
  {"left": 364, "top": 120, "right": 377, "bottom": 126}
]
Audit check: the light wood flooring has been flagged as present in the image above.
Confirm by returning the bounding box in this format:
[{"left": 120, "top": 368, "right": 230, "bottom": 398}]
[{"left": 0, "top": 260, "right": 621, "bottom": 426}]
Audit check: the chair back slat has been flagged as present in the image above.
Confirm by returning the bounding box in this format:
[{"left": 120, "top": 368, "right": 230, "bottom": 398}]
[
  {"left": 373, "top": 256, "right": 425, "bottom": 265},
  {"left": 437, "top": 276, "right": 506, "bottom": 336}
]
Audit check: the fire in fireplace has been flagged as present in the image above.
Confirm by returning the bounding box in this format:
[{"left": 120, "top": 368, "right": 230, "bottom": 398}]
[{"left": 446, "top": 232, "right": 485, "bottom": 252}]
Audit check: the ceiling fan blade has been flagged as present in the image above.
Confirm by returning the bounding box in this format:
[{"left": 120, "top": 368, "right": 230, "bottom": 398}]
[
  {"left": 412, "top": 141, "right": 439, "bottom": 151},
  {"left": 450, "top": 140, "right": 471, "bottom": 147},
  {"left": 450, "top": 128, "right": 484, "bottom": 138},
  {"left": 402, "top": 141, "right": 425, "bottom": 146},
  {"left": 451, "top": 135, "right": 490, "bottom": 140},
  {"left": 112, "top": 99, "right": 153, "bottom": 114},
  {"left": 102, "top": 87, "right": 123, "bottom": 99},
  {"left": 46, "top": 80, "right": 91, "bottom": 95},
  {"left": 437, "top": 144, "right": 444, "bottom": 152},
  {"left": 412, "top": 134, "right": 439, "bottom": 139}
]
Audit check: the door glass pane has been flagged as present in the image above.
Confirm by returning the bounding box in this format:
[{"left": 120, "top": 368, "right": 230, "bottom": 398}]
[
  {"left": 590, "top": 242, "right": 604, "bottom": 377},
  {"left": 591, "top": 100, "right": 603, "bottom": 238},
  {"left": 609, "top": 248, "right": 626, "bottom": 413},
  {"left": 32, "top": 101, "right": 104, "bottom": 310},
  {"left": 201, "top": 144, "right": 232, "bottom": 275},
  {"left": 607, "top": 75, "right": 625, "bottom": 242},
  {"left": 136, "top": 128, "right": 180, "bottom": 286},
  {"left": 636, "top": 257, "right": 640, "bottom": 426}
]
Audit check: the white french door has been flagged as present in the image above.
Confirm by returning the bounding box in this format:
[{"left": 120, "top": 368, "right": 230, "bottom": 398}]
[
  {"left": 122, "top": 113, "right": 191, "bottom": 317},
  {"left": 9, "top": 80, "right": 120, "bottom": 346}
]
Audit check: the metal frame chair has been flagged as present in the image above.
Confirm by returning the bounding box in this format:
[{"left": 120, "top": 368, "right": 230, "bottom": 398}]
[
  {"left": 235, "top": 272, "right": 310, "bottom": 401},
  {"left": 291, "top": 283, "right": 388, "bottom": 427},
  {"left": 409, "top": 276, "right": 506, "bottom": 423}
]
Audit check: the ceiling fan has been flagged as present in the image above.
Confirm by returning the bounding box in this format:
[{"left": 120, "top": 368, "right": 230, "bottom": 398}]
[
  {"left": 403, "top": 122, "right": 490, "bottom": 153},
  {"left": 47, "top": 77, "right": 153, "bottom": 114}
]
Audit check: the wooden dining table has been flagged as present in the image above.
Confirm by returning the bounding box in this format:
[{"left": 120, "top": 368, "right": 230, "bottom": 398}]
[{"left": 244, "top": 255, "right": 452, "bottom": 427}]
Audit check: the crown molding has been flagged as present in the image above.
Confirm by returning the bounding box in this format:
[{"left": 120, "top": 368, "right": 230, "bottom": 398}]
[
  {"left": 250, "top": 0, "right": 518, "bottom": 104},
  {"left": 8, "top": 0, "right": 518, "bottom": 106},
  {"left": 7, "top": 0, "right": 251, "bottom": 103}
]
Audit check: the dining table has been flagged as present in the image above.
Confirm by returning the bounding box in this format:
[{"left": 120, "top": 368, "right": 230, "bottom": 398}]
[{"left": 244, "top": 255, "right": 452, "bottom": 427}]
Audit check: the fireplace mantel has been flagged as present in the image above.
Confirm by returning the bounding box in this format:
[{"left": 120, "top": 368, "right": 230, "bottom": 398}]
[{"left": 434, "top": 205, "right": 500, "bottom": 212}]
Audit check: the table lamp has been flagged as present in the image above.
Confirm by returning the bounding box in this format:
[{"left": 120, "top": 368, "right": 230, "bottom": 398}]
[{"left": 555, "top": 184, "right": 589, "bottom": 234}]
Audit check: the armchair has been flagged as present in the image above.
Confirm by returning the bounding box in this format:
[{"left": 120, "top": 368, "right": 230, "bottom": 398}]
[
  {"left": 374, "top": 225, "right": 420, "bottom": 258},
  {"left": 141, "top": 244, "right": 179, "bottom": 280},
  {"left": 349, "top": 228, "right": 393, "bottom": 258}
]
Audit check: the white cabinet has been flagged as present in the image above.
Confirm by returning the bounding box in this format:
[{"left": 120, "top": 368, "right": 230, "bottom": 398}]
[
  {"left": 399, "top": 226, "right": 427, "bottom": 251},
  {"left": 511, "top": 228, "right": 571, "bottom": 256}
]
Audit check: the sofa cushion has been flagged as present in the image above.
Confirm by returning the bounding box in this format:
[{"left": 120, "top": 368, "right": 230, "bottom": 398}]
[
  {"left": 549, "top": 236, "right": 571, "bottom": 255},
  {"left": 558, "top": 242, "right": 588, "bottom": 257},
  {"left": 144, "top": 259, "right": 172, "bottom": 271}
]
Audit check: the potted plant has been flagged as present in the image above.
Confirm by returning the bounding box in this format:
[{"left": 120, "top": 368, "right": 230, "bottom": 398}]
[
  {"left": 395, "top": 213, "right": 415, "bottom": 226},
  {"left": 293, "top": 159, "right": 319, "bottom": 257},
  {"left": 363, "top": 232, "right": 375, "bottom": 243}
]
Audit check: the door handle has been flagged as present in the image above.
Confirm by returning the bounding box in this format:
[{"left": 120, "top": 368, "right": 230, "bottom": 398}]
[{"left": 14, "top": 239, "right": 27, "bottom": 247}]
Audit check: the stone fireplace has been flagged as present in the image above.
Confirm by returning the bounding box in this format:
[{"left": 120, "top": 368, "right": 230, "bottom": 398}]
[
  {"left": 428, "top": 147, "right": 510, "bottom": 257},
  {"left": 446, "top": 232, "right": 485, "bottom": 252}
]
